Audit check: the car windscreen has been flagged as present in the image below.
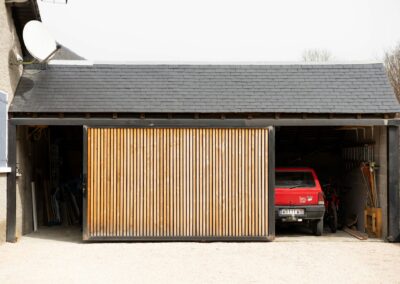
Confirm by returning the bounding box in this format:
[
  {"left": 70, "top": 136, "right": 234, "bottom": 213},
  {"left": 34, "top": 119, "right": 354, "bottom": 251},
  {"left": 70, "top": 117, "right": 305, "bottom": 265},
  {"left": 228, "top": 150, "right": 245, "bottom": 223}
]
[{"left": 275, "top": 171, "right": 316, "bottom": 188}]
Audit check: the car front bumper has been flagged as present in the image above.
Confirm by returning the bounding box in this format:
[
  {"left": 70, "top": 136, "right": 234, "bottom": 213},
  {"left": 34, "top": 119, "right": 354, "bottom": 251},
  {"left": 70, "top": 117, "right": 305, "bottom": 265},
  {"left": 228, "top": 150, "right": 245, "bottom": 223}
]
[{"left": 275, "top": 205, "right": 325, "bottom": 222}]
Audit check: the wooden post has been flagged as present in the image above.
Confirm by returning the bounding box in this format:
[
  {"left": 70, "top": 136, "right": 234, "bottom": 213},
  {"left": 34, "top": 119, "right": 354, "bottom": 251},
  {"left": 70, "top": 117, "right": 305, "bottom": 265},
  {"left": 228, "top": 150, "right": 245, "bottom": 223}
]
[
  {"left": 6, "top": 122, "right": 16, "bottom": 242},
  {"left": 387, "top": 125, "right": 400, "bottom": 242},
  {"left": 268, "top": 126, "right": 275, "bottom": 239}
]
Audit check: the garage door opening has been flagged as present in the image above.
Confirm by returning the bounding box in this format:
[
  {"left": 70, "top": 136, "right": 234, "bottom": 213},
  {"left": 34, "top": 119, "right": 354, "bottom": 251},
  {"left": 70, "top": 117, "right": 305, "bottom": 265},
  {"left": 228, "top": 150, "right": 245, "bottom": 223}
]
[
  {"left": 18, "top": 126, "right": 274, "bottom": 242},
  {"left": 275, "top": 126, "right": 387, "bottom": 240},
  {"left": 21, "top": 126, "right": 83, "bottom": 242}
]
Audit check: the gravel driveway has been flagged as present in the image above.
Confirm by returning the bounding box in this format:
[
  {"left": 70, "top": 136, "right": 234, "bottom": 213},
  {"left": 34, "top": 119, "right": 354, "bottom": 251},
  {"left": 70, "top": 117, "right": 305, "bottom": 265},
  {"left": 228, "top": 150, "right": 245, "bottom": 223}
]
[{"left": 0, "top": 227, "right": 399, "bottom": 284}]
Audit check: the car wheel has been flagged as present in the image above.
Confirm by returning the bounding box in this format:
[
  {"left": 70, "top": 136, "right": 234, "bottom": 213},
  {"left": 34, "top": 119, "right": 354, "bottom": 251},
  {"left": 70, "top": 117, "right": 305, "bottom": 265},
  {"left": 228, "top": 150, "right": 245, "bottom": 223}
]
[{"left": 314, "top": 218, "right": 323, "bottom": 236}]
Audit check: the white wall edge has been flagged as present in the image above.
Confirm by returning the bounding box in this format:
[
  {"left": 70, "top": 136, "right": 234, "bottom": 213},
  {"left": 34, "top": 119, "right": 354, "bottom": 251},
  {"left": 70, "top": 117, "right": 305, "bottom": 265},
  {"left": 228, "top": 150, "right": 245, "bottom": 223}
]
[
  {"left": 0, "top": 167, "right": 11, "bottom": 173},
  {"left": 48, "top": 60, "right": 94, "bottom": 66}
]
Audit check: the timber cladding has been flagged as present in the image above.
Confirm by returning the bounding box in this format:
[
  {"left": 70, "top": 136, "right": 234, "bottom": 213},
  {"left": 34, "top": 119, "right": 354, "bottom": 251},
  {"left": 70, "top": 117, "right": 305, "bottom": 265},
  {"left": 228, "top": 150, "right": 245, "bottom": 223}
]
[{"left": 85, "top": 128, "right": 269, "bottom": 240}]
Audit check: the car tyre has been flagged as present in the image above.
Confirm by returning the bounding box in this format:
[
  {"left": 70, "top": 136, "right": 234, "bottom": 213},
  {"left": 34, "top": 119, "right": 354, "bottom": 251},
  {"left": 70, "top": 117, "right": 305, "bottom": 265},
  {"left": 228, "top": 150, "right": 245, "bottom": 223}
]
[{"left": 314, "top": 218, "right": 323, "bottom": 236}]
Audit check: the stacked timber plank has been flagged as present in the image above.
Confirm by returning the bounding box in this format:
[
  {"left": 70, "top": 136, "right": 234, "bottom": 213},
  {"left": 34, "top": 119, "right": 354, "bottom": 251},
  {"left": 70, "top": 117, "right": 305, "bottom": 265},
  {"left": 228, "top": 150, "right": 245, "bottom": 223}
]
[
  {"left": 43, "top": 181, "right": 61, "bottom": 225},
  {"left": 43, "top": 179, "right": 81, "bottom": 226},
  {"left": 360, "top": 162, "right": 382, "bottom": 238}
]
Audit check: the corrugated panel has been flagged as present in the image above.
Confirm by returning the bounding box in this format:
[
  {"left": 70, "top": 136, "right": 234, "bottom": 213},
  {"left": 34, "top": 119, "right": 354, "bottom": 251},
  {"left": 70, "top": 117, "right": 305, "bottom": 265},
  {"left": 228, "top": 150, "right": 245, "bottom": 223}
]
[{"left": 85, "top": 128, "right": 269, "bottom": 240}]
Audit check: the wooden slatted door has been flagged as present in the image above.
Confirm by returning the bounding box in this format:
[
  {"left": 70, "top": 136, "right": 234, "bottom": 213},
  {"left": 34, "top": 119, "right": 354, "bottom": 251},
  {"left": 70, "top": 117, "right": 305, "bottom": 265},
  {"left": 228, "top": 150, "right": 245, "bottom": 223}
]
[{"left": 83, "top": 128, "right": 270, "bottom": 241}]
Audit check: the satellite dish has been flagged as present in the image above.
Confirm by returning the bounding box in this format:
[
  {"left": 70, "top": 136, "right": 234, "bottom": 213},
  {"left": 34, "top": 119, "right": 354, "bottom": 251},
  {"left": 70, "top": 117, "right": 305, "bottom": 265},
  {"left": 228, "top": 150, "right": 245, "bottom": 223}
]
[{"left": 23, "top": 20, "right": 58, "bottom": 62}]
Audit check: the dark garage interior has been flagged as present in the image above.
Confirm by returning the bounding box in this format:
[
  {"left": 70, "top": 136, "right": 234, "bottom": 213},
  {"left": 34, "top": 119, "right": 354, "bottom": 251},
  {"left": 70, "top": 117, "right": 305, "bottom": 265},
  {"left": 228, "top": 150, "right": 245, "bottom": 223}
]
[
  {"left": 17, "top": 124, "right": 388, "bottom": 240},
  {"left": 27, "top": 126, "right": 83, "bottom": 231},
  {"left": 275, "top": 126, "right": 387, "bottom": 238}
]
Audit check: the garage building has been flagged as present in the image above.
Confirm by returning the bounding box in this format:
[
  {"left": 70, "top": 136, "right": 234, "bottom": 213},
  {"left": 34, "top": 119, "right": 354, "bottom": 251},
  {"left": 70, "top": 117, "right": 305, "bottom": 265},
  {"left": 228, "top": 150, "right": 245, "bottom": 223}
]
[{"left": 6, "top": 62, "right": 400, "bottom": 242}]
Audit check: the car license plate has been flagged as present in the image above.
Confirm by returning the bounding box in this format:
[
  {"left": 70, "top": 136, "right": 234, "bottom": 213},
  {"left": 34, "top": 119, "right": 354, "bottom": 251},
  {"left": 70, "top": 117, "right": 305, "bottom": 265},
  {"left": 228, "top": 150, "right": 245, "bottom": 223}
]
[{"left": 279, "top": 209, "right": 304, "bottom": 216}]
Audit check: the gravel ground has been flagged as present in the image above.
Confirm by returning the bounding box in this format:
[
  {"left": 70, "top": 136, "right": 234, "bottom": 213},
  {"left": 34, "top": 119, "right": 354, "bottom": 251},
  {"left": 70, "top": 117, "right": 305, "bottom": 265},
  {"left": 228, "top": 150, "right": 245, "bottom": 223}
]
[{"left": 0, "top": 227, "right": 399, "bottom": 284}]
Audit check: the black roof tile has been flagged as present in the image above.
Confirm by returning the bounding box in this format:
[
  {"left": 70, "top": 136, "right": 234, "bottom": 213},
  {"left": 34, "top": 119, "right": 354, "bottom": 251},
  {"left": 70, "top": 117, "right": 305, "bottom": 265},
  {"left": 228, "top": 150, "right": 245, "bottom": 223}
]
[{"left": 9, "top": 63, "right": 400, "bottom": 114}]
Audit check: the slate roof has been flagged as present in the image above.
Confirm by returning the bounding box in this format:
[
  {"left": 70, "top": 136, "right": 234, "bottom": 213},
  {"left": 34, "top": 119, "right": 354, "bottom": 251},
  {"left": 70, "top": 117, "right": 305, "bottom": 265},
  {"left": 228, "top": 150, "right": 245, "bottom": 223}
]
[{"left": 10, "top": 63, "right": 400, "bottom": 114}]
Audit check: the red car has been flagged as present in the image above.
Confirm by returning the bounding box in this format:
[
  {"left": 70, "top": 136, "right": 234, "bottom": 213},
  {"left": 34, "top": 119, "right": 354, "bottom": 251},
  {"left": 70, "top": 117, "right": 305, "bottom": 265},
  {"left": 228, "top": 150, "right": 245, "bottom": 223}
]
[{"left": 275, "top": 167, "right": 325, "bottom": 235}]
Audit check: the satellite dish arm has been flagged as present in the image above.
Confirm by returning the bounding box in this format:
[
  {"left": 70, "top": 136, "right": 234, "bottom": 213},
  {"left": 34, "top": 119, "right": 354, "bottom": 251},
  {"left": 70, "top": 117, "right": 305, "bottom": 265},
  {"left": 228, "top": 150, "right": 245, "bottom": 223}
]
[
  {"left": 16, "top": 43, "right": 61, "bottom": 65},
  {"left": 42, "top": 43, "right": 61, "bottom": 62}
]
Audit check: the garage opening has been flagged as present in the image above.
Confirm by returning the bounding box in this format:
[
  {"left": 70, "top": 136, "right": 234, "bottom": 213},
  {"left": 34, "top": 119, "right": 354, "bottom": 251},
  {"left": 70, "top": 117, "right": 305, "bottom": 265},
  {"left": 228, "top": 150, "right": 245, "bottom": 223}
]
[
  {"left": 20, "top": 126, "right": 83, "bottom": 242},
  {"left": 17, "top": 126, "right": 273, "bottom": 242},
  {"left": 15, "top": 124, "right": 389, "bottom": 241},
  {"left": 275, "top": 126, "right": 387, "bottom": 239}
]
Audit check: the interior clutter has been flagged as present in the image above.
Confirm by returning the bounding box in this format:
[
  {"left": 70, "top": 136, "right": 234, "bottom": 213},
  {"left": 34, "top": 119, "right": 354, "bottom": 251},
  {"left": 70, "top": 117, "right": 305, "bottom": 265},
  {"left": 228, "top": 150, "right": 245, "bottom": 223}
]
[
  {"left": 276, "top": 126, "right": 383, "bottom": 239},
  {"left": 24, "top": 124, "right": 385, "bottom": 240},
  {"left": 28, "top": 126, "right": 83, "bottom": 229}
]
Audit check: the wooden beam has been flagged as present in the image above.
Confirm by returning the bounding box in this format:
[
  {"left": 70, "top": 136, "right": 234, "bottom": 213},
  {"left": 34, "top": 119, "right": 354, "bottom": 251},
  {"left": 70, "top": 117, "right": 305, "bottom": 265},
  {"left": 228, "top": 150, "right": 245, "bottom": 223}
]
[{"left": 9, "top": 117, "right": 391, "bottom": 127}]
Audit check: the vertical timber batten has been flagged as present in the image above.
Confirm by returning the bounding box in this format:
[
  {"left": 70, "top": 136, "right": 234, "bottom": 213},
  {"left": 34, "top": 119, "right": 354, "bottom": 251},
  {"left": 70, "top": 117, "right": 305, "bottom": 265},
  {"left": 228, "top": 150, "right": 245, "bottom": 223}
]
[{"left": 84, "top": 127, "right": 271, "bottom": 241}]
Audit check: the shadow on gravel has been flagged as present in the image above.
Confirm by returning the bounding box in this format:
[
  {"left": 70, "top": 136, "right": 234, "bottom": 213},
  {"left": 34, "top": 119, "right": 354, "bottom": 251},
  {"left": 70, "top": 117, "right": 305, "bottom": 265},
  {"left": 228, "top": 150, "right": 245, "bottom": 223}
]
[{"left": 24, "top": 226, "right": 83, "bottom": 244}]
